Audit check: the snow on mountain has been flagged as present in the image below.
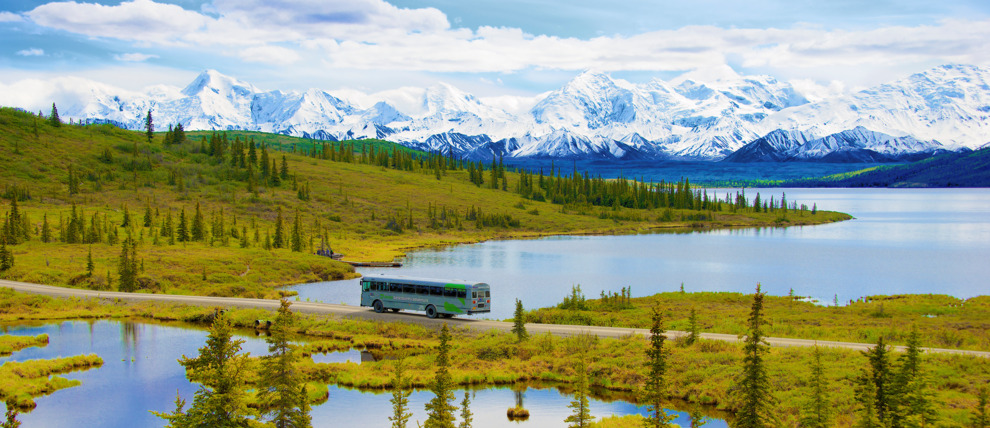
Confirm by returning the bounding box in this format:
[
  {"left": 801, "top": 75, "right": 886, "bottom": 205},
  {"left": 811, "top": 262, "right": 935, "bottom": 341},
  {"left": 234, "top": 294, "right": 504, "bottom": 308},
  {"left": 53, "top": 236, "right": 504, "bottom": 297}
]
[
  {"left": 758, "top": 64, "right": 990, "bottom": 150},
  {"left": 725, "top": 126, "right": 944, "bottom": 162},
  {"left": 4, "top": 64, "right": 988, "bottom": 162}
]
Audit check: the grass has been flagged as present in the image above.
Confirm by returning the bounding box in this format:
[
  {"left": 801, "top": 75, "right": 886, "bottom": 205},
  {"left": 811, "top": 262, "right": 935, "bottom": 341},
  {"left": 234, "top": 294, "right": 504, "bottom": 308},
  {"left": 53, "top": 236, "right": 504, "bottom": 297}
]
[
  {"left": 0, "top": 354, "right": 103, "bottom": 409},
  {"left": 0, "top": 334, "right": 47, "bottom": 356},
  {"left": 0, "top": 288, "right": 987, "bottom": 426},
  {"left": 0, "top": 106, "right": 848, "bottom": 298},
  {"left": 524, "top": 290, "right": 990, "bottom": 352}
]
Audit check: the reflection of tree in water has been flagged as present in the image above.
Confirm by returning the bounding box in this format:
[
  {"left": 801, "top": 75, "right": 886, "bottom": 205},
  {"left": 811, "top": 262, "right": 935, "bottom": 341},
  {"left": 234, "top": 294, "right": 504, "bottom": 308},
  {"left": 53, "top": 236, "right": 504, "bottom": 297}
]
[
  {"left": 514, "top": 388, "right": 524, "bottom": 409},
  {"left": 506, "top": 386, "right": 529, "bottom": 421},
  {"left": 121, "top": 321, "right": 139, "bottom": 360}
]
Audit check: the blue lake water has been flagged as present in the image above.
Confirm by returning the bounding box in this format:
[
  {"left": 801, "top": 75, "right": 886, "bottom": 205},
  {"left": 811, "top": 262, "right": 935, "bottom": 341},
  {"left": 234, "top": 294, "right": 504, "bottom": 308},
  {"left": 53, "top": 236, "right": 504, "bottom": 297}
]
[
  {"left": 0, "top": 320, "right": 720, "bottom": 427},
  {"left": 291, "top": 188, "right": 990, "bottom": 319}
]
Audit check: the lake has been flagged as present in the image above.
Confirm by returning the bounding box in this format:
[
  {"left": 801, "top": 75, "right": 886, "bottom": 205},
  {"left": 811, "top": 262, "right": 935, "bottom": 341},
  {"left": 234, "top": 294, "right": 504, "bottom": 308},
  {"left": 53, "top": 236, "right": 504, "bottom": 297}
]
[
  {"left": 0, "top": 320, "right": 723, "bottom": 427},
  {"left": 290, "top": 188, "right": 990, "bottom": 319}
]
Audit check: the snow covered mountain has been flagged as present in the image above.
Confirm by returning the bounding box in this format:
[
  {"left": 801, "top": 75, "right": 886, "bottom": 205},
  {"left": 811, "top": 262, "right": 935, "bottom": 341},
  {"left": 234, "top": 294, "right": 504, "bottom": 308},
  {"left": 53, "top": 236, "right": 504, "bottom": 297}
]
[{"left": 4, "top": 64, "right": 989, "bottom": 162}]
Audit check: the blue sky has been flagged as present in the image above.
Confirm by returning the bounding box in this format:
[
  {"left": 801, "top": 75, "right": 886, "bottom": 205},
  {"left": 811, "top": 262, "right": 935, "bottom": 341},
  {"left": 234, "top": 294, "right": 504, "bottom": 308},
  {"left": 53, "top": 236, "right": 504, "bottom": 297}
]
[{"left": 1, "top": 0, "right": 989, "bottom": 97}]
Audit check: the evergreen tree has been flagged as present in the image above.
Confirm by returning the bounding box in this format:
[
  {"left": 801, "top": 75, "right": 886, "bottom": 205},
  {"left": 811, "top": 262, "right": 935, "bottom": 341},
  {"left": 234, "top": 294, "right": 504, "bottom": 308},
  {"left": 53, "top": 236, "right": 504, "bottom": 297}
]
[
  {"left": 280, "top": 155, "right": 289, "bottom": 180},
  {"left": 855, "top": 370, "right": 884, "bottom": 428},
  {"left": 177, "top": 208, "right": 189, "bottom": 242},
  {"left": 154, "top": 311, "right": 252, "bottom": 427},
  {"left": 799, "top": 346, "right": 832, "bottom": 428},
  {"left": 145, "top": 109, "right": 154, "bottom": 143},
  {"left": 511, "top": 299, "right": 528, "bottom": 342},
  {"left": 191, "top": 202, "right": 204, "bottom": 241},
  {"left": 973, "top": 387, "right": 989, "bottom": 428},
  {"left": 424, "top": 323, "right": 456, "bottom": 428},
  {"left": 732, "top": 283, "right": 777, "bottom": 428},
  {"left": 0, "top": 239, "right": 13, "bottom": 272},
  {"left": 273, "top": 208, "right": 285, "bottom": 249},
  {"left": 290, "top": 211, "right": 302, "bottom": 252},
  {"left": 257, "top": 300, "right": 312, "bottom": 428},
  {"left": 121, "top": 204, "right": 131, "bottom": 228},
  {"left": 86, "top": 246, "right": 94, "bottom": 277},
  {"left": 862, "top": 336, "right": 892, "bottom": 424},
  {"left": 389, "top": 356, "right": 411, "bottom": 428},
  {"left": 40, "top": 213, "right": 52, "bottom": 243},
  {"left": 565, "top": 346, "right": 592, "bottom": 428},
  {"left": 686, "top": 308, "right": 700, "bottom": 346},
  {"left": 144, "top": 204, "right": 153, "bottom": 227},
  {"left": 117, "top": 237, "right": 137, "bottom": 292},
  {"left": 642, "top": 305, "right": 674, "bottom": 428},
  {"left": 458, "top": 391, "right": 473, "bottom": 428},
  {"left": 891, "top": 329, "right": 938, "bottom": 427},
  {"left": 49, "top": 103, "right": 61, "bottom": 127},
  {"left": 67, "top": 164, "right": 80, "bottom": 195}
]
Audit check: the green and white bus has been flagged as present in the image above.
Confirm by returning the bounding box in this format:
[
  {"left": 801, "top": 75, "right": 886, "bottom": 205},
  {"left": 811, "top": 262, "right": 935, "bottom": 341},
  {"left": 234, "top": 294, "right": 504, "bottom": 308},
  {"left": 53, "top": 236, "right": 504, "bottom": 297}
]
[{"left": 360, "top": 274, "right": 491, "bottom": 318}]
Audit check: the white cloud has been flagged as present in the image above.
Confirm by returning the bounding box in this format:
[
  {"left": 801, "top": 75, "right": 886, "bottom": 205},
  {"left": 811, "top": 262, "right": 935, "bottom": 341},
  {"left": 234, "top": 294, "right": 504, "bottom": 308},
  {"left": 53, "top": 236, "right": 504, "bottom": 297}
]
[
  {"left": 0, "top": 11, "right": 23, "bottom": 22},
  {"left": 17, "top": 0, "right": 990, "bottom": 91},
  {"left": 114, "top": 52, "right": 158, "bottom": 62},
  {"left": 16, "top": 48, "right": 44, "bottom": 56},
  {"left": 238, "top": 45, "right": 300, "bottom": 64}
]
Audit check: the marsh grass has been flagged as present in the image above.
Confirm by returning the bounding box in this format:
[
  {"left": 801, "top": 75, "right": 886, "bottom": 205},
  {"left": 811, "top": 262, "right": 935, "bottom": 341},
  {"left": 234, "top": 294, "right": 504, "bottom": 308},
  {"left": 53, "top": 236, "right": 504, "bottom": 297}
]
[
  {"left": 525, "top": 291, "right": 990, "bottom": 351},
  {"left": 0, "top": 288, "right": 987, "bottom": 426},
  {"left": 0, "top": 354, "right": 103, "bottom": 408}
]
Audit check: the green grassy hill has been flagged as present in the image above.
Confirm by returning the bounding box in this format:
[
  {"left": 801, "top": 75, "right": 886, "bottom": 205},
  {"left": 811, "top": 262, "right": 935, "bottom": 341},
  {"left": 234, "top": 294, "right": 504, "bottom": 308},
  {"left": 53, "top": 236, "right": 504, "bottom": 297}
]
[{"left": 0, "top": 107, "right": 849, "bottom": 297}]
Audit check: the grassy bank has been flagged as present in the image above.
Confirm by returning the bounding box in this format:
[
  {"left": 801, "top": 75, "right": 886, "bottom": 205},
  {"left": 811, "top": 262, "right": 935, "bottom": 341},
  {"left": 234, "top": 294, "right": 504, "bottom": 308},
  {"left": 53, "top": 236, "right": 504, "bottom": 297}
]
[
  {"left": 524, "top": 289, "right": 990, "bottom": 352},
  {"left": 0, "top": 107, "right": 849, "bottom": 298},
  {"left": 0, "top": 289, "right": 986, "bottom": 426}
]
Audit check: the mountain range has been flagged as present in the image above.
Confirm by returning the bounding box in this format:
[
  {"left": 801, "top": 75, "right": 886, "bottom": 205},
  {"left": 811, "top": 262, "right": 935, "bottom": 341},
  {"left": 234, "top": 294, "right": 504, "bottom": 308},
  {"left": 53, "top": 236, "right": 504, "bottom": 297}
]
[{"left": 6, "top": 64, "right": 990, "bottom": 162}]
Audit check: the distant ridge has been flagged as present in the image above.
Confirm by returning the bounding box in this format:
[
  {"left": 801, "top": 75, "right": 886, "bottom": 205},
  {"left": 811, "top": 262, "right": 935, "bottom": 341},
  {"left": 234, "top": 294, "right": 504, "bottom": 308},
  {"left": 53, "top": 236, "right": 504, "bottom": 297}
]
[{"left": 783, "top": 147, "right": 990, "bottom": 187}]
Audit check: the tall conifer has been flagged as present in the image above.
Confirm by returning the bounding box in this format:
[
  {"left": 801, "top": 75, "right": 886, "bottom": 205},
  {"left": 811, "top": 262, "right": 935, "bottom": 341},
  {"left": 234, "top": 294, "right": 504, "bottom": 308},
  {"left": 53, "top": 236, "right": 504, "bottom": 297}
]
[
  {"left": 424, "top": 323, "right": 456, "bottom": 428},
  {"left": 732, "top": 283, "right": 777, "bottom": 428},
  {"left": 642, "top": 305, "right": 674, "bottom": 428},
  {"left": 257, "top": 300, "right": 311, "bottom": 428}
]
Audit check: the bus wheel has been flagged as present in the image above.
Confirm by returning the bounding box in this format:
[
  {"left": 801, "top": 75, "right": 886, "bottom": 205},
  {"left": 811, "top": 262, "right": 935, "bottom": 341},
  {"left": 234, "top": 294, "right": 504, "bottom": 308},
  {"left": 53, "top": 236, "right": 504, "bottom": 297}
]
[
  {"left": 425, "top": 305, "right": 438, "bottom": 319},
  {"left": 373, "top": 300, "right": 384, "bottom": 313}
]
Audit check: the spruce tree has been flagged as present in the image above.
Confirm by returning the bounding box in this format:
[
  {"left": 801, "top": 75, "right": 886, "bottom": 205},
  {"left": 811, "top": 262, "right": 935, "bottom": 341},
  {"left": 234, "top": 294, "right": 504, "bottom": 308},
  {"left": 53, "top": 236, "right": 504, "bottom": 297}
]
[
  {"left": 49, "top": 103, "right": 60, "bottom": 127},
  {"left": 862, "top": 336, "right": 892, "bottom": 424},
  {"left": 424, "top": 323, "right": 456, "bottom": 428},
  {"left": 511, "top": 299, "right": 528, "bottom": 342},
  {"left": 565, "top": 345, "right": 592, "bottom": 428},
  {"left": 40, "top": 213, "right": 51, "bottom": 243},
  {"left": 0, "top": 239, "right": 13, "bottom": 272},
  {"left": 274, "top": 208, "right": 285, "bottom": 249},
  {"left": 257, "top": 300, "right": 312, "bottom": 428},
  {"left": 117, "top": 238, "right": 137, "bottom": 292},
  {"left": 799, "top": 346, "right": 832, "bottom": 428},
  {"left": 154, "top": 310, "right": 251, "bottom": 427},
  {"left": 145, "top": 109, "right": 154, "bottom": 143},
  {"left": 280, "top": 155, "right": 289, "bottom": 180},
  {"left": 191, "top": 202, "right": 204, "bottom": 241},
  {"left": 458, "top": 391, "right": 473, "bottom": 428},
  {"left": 2, "top": 399, "right": 20, "bottom": 428},
  {"left": 177, "top": 209, "right": 189, "bottom": 242},
  {"left": 86, "top": 246, "right": 94, "bottom": 277},
  {"left": 732, "top": 283, "right": 777, "bottom": 428},
  {"left": 854, "top": 369, "right": 883, "bottom": 428},
  {"left": 891, "top": 329, "right": 938, "bottom": 427},
  {"left": 642, "top": 305, "right": 674, "bottom": 428},
  {"left": 686, "top": 308, "right": 700, "bottom": 346},
  {"left": 290, "top": 211, "right": 302, "bottom": 252},
  {"left": 389, "top": 356, "right": 411, "bottom": 428},
  {"left": 973, "top": 386, "right": 989, "bottom": 428}
]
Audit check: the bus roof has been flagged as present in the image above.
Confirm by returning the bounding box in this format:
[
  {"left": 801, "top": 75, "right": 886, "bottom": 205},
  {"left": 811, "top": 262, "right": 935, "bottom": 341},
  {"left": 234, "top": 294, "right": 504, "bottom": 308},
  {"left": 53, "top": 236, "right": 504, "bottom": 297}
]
[{"left": 361, "top": 273, "right": 489, "bottom": 289}]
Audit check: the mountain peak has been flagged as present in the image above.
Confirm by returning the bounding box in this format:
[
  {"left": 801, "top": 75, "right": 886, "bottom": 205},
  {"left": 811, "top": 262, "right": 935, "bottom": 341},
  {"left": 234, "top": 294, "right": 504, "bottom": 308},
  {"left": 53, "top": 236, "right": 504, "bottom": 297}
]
[
  {"left": 182, "top": 69, "right": 258, "bottom": 97},
  {"left": 672, "top": 64, "right": 743, "bottom": 85}
]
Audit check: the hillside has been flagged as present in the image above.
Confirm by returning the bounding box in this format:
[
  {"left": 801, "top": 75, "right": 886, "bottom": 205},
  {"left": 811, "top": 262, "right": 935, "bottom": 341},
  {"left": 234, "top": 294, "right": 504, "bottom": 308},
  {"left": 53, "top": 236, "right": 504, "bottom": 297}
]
[
  {"left": 783, "top": 146, "right": 990, "bottom": 187},
  {"left": 0, "top": 107, "right": 849, "bottom": 298}
]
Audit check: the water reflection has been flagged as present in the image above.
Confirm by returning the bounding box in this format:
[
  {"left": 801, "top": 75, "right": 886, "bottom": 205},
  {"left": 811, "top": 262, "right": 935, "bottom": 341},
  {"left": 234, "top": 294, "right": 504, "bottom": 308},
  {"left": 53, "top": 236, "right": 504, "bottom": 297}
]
[{"left": 1, "top": 320, "right": 717, "bottom": 427}]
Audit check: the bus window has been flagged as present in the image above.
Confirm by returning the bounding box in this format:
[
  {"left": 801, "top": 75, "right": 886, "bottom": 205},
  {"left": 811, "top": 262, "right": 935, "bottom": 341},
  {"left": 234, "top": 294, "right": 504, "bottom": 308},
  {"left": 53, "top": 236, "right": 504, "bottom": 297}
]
[
  {"left": 403, "top": 284, "right": 415, "bottom": 294},
  {"left": 416, "top": 285, "right": 429, "bottom": 295},
  {"left": 444, "top": 288, "right": 456, "bottom": 297},
  {"left": 457, "top": 290, "right": 466, "bottom": 299},
  {"left": 430, "top": 286, "right": 442, "bottom": 296},
  {"left": 362, "top": 281, "right": 370, "bottom": 292},
  {"left": 484, "top": 290, "right": 490, "bottom": 298},
  {"left": 391, "top": 283, "right": 402, "bottom": 293}
]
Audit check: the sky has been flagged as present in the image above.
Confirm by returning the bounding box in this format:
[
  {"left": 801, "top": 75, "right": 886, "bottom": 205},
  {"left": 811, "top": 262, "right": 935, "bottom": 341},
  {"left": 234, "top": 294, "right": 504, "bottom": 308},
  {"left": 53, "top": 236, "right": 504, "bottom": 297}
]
[{"left": 1, "top": 0, "right": 990, "bottom": 98}]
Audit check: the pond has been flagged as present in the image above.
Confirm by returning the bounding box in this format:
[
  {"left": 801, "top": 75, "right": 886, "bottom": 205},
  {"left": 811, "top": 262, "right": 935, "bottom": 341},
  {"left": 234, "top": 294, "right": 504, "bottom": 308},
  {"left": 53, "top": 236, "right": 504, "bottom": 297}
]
[
  {"left": 290, "top": 188, "right": 990, "bottom": 319},
  {"left": 0, "top": 320, "right": 726, "bottom": 427}
]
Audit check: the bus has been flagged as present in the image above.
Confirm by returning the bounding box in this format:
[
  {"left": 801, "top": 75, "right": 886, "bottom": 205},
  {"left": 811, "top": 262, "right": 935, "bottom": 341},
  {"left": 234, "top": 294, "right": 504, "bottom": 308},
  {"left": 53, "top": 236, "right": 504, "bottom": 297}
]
[{"left": 360, "top": 274, "right": 491, "bottom": 318}]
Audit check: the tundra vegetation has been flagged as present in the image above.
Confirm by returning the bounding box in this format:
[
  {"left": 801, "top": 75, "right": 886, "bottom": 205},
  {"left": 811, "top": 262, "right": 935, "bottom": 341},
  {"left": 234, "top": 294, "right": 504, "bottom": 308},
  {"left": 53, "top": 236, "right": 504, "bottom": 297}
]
[{"left": 1, "top": 288, "right": 988, "bottom": 427}]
